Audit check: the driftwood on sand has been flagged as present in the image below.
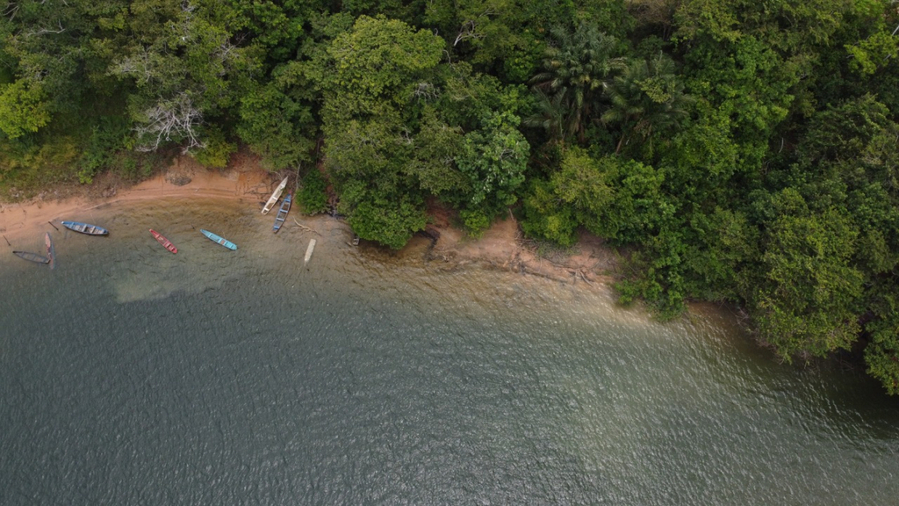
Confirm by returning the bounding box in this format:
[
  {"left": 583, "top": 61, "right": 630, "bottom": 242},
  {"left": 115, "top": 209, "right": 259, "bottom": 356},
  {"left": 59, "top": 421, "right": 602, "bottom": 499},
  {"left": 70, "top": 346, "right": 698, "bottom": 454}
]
[{"left": 293, "top": 219, "right": 321, "bottom": 236}]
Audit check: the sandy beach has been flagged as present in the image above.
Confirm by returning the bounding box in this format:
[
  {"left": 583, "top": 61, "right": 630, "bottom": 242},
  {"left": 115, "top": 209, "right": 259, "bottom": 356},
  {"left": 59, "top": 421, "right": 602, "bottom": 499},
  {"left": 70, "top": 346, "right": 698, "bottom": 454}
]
[
  {"left": 0, "top": 153, "right": 619, "bottom": 286},
  {"left": 0, "top": 154, "right": 269, "bottom": 242}
]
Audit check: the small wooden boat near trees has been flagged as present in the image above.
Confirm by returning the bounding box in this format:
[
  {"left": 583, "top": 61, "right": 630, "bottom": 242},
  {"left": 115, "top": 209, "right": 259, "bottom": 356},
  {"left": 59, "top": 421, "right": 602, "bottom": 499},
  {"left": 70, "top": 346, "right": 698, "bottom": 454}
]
[
  {"left": 200, "top": 229, "right": 237, "bottom": 250},
  {"left": 304, "top": 239, "right": 316, "bottom": 264},
  {"left": 149, "top": 229, "right": 178, "bottom": 254},
  {"left": 61, "top": 221, "right": 109, "bottom": 236},
  {"left": 13, "top": 250, "right": 50, "bottom": 264},
  {"left": 45, "top": 232, "right": 55, "bottom": 269},
  {"left": 262, "top": 176, "right": 289, "bottom": 214},
  {"left": 273, "top": 194, "right": 292, "bottom": 233}
]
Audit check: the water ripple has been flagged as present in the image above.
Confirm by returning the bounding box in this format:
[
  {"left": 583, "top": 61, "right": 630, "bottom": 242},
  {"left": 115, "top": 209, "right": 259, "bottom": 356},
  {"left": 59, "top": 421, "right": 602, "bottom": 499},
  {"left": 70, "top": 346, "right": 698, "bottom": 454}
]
[{"left": 1, "top": 199, "right": 898, "bottom": 504}]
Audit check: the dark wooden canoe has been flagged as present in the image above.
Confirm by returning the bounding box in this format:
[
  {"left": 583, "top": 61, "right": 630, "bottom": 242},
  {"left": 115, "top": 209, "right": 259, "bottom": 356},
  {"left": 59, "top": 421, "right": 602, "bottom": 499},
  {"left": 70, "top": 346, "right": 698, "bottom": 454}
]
[{"left": 13, "top": 250, "right": 50, "bottom": 264}]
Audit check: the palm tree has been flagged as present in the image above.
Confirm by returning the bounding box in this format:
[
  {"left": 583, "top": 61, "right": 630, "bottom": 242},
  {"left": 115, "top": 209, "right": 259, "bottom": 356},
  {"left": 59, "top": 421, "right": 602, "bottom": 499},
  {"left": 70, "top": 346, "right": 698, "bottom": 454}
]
[
  {"left": 602, "top": 52, "right": 694, "bottom": 156},
  {"left": 521, "top": 90, "right": 565, "bottom": 142},
  {"left": 528, "top": 23, "right": 625, "bottom": 144}
]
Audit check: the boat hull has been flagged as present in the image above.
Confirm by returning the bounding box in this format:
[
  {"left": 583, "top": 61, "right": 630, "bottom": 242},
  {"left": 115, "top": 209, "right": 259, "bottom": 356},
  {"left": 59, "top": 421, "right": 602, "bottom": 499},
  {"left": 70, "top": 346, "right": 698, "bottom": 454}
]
[
  {"left": 13, "top": 250, "right": 50, "bottom": 264},
  {"left": 304, "top": 239, "right": 316, "bottom": 264},
  {"left": 200, "top": 229, "right": 237, "bottom": 250},
  {"left": 273, "top": 194, "right": 292, "bottom": 233},
  {"left": 45, "top": 232, "right": 55, "bottom": 269},
  {"left": 262, "top": 176, "right": 289, "bottom": 214},
  {"left": 149, "top": 229, "right": 178, "bottom": 254},
  {"left": 61, "top": 221, "right": 109, "bottom": 236}
]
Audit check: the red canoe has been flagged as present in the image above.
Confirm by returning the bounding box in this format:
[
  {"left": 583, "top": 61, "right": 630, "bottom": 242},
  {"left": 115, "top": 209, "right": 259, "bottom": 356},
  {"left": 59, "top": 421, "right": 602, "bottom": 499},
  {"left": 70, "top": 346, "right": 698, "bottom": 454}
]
[{"left": 149, "top": 229, "right": 178, "bottom": 254}]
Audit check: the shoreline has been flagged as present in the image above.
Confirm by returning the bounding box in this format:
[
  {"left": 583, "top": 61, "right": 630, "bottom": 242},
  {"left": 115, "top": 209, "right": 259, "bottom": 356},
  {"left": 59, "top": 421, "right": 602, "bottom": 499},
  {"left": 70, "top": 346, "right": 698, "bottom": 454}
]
[
  {"left": 6, "top": 153, "right": 755, "bottom": 328},
  {"left": 1, "top": 154, "right": 622, "bottom": 289},
  {"left": 1, "top": 155, "right": 269, "bottom": 243},
  {"left": 0, "top": 153, "right": 752, "bottom": 339}
]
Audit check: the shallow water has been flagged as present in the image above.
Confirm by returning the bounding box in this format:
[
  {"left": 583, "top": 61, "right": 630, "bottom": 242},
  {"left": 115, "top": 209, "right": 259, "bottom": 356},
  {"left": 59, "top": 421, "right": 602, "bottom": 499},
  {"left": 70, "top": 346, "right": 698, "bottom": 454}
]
[{"left": 1, "top": 199, "right": 897, "bottom": 505}]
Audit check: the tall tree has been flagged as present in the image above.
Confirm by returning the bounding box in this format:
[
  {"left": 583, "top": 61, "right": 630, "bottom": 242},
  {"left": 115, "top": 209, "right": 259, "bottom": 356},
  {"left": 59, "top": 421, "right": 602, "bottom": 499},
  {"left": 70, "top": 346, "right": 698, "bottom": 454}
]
[
  {"left": 529, "top": 23, "right": 626, "bottom": 144},
  {"left": 109, "top": 0, "right": 258, "bottom": 153},
  {"left": 312, "top": 15, "right": 444, "bottom": 247},
  {"left": 236, "top": 61, "right": 317, "bottom": 170},
  {"left": 452, "top": 110, "right": 529, "bottom": 233},
  {"left": 602, "top": 52, "right": 693, "bottom": 157},
  {"left": 753, "top": 197, "right": 863, "bottom": 361},
  {"left": 0, "top": 0, "right": 130, "bottom": 135}
]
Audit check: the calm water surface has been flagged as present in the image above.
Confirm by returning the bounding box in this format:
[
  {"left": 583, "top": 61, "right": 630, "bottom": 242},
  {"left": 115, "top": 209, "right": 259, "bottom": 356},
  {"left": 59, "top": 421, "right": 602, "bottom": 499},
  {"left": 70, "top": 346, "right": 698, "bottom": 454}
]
[{"left": 1, "top": 199, "right": 897, "bottom": 505}]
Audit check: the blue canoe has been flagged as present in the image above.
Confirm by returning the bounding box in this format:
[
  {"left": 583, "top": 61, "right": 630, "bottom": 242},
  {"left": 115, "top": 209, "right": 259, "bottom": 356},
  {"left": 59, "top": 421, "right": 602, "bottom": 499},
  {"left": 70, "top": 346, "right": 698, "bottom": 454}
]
[
  {"left": 273, "top": 194, "right": 292, "bottom": 233},
  {"left": 200, "top": 229, "right": 238, "bottom": 250},
  {"left": 61, "top": 221, "right": 109, "bottom": 236}
]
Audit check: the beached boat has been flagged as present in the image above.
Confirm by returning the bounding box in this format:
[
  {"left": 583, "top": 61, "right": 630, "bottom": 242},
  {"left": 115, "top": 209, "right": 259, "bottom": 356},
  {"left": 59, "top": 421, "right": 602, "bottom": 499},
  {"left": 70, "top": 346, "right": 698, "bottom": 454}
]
[
  {"left": 61, "top": 221, "right": 109, "bottom": 236},
  {"left": 200, "top": 229, "right": 237, "bottom": 250},
  {"left": 273, "top": 194, "right": 292, "bottom": 233},
  {"left": 149, "top": 229, "right": 178, "bottom": 254},
  {"left": 13, "top": 250, "right": 50, "bottom": 264},
  {"left": 304, "top": 238, "right": 316, "bottom": 264},
  {"left": 261, "top": 176, "right": 289, "bottom": 214},
  {"left": 45, "top": 232, "right": 55, "bottom": 269}
]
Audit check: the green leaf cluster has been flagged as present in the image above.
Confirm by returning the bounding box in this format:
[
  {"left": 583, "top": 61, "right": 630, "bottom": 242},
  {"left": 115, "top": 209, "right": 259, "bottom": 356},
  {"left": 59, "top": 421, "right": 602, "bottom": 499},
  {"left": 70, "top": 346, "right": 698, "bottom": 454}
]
[{"left": 297, "top": 168, "right": 330, "bottom": 216}]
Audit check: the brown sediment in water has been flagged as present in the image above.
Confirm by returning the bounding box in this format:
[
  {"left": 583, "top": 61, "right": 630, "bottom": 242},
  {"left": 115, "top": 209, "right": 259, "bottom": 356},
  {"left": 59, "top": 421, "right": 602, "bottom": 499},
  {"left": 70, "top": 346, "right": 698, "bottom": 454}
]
[{"left": 0, "top": 152, "right": 620, "bottom": 291}]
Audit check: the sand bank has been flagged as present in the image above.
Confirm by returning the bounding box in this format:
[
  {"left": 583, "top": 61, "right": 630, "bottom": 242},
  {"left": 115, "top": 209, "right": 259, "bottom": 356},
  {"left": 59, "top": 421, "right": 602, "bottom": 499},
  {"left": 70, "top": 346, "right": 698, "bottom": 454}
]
[
  {"left": 1, "top": 153, "right": 620, "bottom": 286},
  {"left": 0, "top": 155, "right": 271, "bottom": 242}
]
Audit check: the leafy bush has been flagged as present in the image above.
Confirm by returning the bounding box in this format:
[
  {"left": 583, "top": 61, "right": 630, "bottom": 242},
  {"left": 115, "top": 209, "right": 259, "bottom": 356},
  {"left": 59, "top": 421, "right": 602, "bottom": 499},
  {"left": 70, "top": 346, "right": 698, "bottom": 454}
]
[
  {"left": 346, "top": 196, "right": 428, "bottom": 250},
  {"left": 519, "top": 179, "right": 578, "bottom": 246},
  {"left": 340, "top": 180, "right": 428, "bottom": 250},
  {"left": 0, "top": 136, "right": 79, "bottom": 198},
  {"left": 460, "top": 208, "right": 490, "bottom": 237},
  {"left": 297, "top": 169, "right": 329, "bottom": 215},
  {"left": 192, "top": 128, "right": 236, "bottom": 169},
  {"left": 0, "top": 80, "right": 51, "bottom": 139},
  {"left": 77, "top": 117, "right": 131, "bottom": 184}
]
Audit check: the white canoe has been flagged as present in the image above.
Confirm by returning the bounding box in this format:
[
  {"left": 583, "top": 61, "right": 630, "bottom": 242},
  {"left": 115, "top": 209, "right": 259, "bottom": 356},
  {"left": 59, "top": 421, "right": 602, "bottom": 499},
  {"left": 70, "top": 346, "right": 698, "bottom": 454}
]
[
  {"left": 304, "top": 239, "right": 316, "bottom": 264},
  {"left": 262, "top": 176, "right": 289, "bottom": 214}
]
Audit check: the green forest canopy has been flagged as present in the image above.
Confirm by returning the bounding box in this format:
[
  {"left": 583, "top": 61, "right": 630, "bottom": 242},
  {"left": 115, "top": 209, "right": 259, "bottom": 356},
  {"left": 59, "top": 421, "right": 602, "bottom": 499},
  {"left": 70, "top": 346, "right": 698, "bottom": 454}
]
[{"left": 2, "top": 0, "right": 899, "bottom": 392}]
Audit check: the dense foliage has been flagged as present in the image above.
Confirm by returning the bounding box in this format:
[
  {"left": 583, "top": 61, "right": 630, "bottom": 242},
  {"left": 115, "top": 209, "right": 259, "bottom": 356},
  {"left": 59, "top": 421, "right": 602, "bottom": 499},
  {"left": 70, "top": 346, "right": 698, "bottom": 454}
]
[{"left": 2, "top": 0, "right": 898, "bottom": 392}]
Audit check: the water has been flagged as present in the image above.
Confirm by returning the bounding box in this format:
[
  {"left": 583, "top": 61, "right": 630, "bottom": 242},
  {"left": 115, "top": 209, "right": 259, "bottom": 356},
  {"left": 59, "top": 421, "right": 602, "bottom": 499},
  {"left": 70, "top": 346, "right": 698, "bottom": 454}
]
[{"left": 1, "top": 199, "right": 898, "bottom": 505}]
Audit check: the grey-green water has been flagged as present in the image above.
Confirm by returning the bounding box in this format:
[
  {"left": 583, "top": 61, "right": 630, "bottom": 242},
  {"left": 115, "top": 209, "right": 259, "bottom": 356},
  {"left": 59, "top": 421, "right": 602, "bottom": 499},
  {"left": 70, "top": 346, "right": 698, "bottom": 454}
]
[{"left": 1, "top": 199, "right": 897, "bottom": 505}]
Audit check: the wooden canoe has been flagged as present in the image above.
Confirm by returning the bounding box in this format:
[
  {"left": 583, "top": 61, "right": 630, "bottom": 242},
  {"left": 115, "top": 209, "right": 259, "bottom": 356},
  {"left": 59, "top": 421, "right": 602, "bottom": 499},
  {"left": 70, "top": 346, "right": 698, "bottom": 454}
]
[
  {"left": 200, "top": 229, "right": 237, "bottom": 250},
  {"left": 273, "top": 194, "right": 292, "bottom": 233},
  {"left": 304, "top": 238, "right": 316, "bottom": 264},
  {"left": 261, "top": 176, "right": 289, "bottom": 214},
  {"left": 13, "top": 250, "right": 50, "bottom": 264},
  {"left": 45, "top": 232, "right": 55, "bottom": 269},
  {"left": 61, "top": 221, "right": 109, "bottom": 236},
  {"left": 149, "top": 229, "right": 178, "bottom": 254}
]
